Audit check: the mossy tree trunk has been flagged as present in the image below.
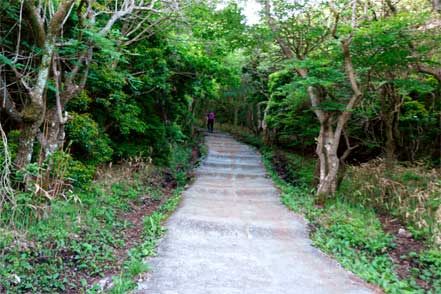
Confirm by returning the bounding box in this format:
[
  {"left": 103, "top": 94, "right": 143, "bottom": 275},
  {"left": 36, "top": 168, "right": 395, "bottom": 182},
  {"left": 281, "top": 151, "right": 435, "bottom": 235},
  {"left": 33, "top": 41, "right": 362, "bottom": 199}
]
[
  {"left": 12, "top": 0, "right": 76, "bottom": 169},
  {"left": 15, "top": 121, "right": 41, "bottom": 169}
]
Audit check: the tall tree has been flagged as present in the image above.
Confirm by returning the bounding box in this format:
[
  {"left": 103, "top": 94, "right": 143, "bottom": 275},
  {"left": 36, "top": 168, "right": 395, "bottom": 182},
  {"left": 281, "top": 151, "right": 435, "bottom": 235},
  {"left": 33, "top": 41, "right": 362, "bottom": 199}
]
[
  {"left": 262, "top": 0, "right": 365, "bottom": 195},
  {"left": 0, "top": 0, "right": 177, "bottom": 168}
]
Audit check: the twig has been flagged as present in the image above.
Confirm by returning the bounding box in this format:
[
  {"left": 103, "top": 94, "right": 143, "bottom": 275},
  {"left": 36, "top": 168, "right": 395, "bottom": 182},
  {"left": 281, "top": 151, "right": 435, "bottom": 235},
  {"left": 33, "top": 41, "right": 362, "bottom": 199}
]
[{"left": 0, "top": 122, "right": 16, "bottom": 215}]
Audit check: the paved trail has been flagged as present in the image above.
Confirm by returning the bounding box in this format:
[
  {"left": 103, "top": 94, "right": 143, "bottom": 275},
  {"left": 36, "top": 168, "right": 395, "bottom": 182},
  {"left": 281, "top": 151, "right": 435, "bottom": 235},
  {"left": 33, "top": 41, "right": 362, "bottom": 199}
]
[{"left": 137, "top": 132, "right": 377, "bottom": 294}]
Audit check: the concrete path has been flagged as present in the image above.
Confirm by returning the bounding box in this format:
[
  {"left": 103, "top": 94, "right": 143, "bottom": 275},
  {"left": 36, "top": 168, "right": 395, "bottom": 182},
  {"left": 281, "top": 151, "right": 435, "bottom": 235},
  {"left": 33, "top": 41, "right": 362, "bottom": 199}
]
[{"left": 137, "top": 132, "right": 377, "bottom": 294}]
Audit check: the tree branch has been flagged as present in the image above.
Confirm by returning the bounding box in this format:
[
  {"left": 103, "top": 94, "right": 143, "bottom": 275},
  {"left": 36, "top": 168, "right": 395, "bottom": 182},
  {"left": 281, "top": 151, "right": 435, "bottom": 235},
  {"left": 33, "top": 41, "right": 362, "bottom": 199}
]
[
  {"left": 23, "top": 0, "right": 45, "bottom": 48},
  {"left": 334, "top": 37, "right": 363, "bottom": 144},
  {"left": 0, "top": 74, "right": 23, "bottom": 122},
  {"left": 412, "top": 63, "right": 441, "bottom": 82},
  {"left": 341, "top": 129, "right": 359, "bottom": 163},
  {"left": 263, "top": 0, "right": 294, "bottom": 59}
]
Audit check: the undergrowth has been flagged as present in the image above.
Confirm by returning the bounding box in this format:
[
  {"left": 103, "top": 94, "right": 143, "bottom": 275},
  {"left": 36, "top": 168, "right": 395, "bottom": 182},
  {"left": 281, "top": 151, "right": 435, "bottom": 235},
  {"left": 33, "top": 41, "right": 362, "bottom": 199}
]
[
  {"left": 262, "top": 152, "right": 438, "bottom": 294},
  {"left": 104, "top": 190, "right": 183, "bottom": 294},
  {"left": 0, "top": 136, "right": 203, "bottom": 293},
  {"left": 1, "top": 180, "right": 149, "bottom": 293},
  {"left": 340, "top": 160, "right": 441, "bottom": 244}
]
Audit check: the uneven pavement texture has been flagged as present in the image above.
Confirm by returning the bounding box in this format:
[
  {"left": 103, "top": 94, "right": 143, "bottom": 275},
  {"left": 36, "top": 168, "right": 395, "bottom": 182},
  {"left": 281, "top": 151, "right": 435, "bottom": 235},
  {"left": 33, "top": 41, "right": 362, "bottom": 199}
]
[{"left": 137, "top": 132, "right": 377, "bottom": 294}]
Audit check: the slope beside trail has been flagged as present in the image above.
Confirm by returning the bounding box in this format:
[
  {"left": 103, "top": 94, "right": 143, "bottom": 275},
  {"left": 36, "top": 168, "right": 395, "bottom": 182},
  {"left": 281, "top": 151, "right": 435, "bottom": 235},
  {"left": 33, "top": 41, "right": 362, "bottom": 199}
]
[{"left": 137, "top": 132, "right": 378, "bottom": 294}]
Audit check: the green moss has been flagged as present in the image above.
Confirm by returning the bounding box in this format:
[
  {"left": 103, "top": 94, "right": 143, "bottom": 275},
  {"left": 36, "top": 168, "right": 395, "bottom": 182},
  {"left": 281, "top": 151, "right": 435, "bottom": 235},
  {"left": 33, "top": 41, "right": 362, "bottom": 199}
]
[{"left": 21, "top": 103, "right": 44, "bottom": 122}]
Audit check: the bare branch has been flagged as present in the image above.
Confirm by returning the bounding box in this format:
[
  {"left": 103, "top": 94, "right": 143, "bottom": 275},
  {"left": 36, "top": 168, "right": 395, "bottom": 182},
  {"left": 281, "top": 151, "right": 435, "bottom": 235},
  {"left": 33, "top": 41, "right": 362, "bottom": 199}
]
[
  {"left": 341, "top": 129, "right": 359, "bottom": 162},
  {"left": 13, "top": 0, "right": 25, "bottom": 63},
  {"left": 9, "top": 62, "right": 32, "bottom": 95},
  {"left": 100, "top": 0, "right": 161, "bottom": 35},
  {"left": 328, "top": 0, "right": 340, "bottom": 38},
  {"left": 334, "top": 38, "right": 363, "bottom": 144},
  {"left": 124, "top": 16, "right": 169, "bottom": 46},
  {"left": 47, "top": 0, "right": 76, "bottom": 36},
  {"left": 342, "top": 38, "right": 362, "bottom": 101},
  {"left": 1, "top": 73, "right": 23, "bottom": 122},
  {"left": 412, "top": 63, "right": 441, "bottom": 82},
  {"left": 0, "top": 122, "right": 16, "bottom": 212}
]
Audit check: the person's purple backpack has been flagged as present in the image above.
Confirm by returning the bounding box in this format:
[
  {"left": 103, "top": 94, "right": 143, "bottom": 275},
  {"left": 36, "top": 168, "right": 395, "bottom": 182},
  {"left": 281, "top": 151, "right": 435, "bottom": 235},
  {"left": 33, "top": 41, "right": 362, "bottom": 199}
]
[{"left": 208, "top": 112, "right": 215, "bottom": 121}]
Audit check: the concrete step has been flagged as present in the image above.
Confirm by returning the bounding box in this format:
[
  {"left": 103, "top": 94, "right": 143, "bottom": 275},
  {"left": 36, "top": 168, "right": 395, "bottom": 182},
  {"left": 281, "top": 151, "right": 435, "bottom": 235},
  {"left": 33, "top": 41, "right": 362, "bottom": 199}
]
[
  {"left": 194, "top": 178, "right": 273, "bottom": 188},
  {"left": 196, "top": 169, "right": 267, "bottom": 178},
  {"left": 202, "top": 161, "right": 263, "bottom": 169},
  {"left": 185, "top": 186, "right": 279, "bottom": 198},
  {"left": 207, "top": 153, "right": 261, "bottom": 161}
]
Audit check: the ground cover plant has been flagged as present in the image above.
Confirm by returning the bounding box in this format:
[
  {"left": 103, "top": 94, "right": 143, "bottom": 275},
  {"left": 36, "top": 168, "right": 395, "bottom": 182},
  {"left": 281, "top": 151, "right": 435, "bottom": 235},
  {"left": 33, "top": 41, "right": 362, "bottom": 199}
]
[{"left": 0, "top": 136, "right": 203, "bottom": 293}]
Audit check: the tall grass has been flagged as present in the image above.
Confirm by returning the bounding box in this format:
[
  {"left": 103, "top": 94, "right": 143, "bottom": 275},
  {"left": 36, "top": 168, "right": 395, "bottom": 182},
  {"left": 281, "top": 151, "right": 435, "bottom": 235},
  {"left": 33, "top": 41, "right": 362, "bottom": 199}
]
[{"left": 340, "top": 159, "right": 441, "bottom": 246}]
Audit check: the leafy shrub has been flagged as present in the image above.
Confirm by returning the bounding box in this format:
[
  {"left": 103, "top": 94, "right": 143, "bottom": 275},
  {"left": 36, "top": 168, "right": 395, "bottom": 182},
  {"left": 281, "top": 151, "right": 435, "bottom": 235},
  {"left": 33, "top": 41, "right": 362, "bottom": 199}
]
[
  {"left": 48, "top": 150, "right": 96, "bottom": 188},
  {"left": 67, "top": 90, "right": 92, "bottom": 112},
  {"left": 65, "top": 113, "right": 113, "bottom": 164},
  {"left": 167, "top": 122, "right": 187, "bottom": 143}
]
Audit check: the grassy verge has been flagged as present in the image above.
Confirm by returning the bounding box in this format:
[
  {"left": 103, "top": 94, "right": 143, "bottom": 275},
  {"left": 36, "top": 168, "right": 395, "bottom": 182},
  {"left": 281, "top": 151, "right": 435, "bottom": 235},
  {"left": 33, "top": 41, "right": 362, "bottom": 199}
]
[
  {"left": 219, "top": 124, "right": 440, "bottom": 294},
  {"left": 103, "top": 189, "right": 183, "bottom": 294},
  {"left": 0, "top": 135, "right": 204, "bottom": 294}
]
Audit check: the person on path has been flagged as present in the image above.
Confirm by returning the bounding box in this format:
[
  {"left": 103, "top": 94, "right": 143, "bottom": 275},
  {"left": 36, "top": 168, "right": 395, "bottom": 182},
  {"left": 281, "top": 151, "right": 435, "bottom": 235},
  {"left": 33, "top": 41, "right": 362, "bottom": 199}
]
[{"left": 206, "top": 111, "right": 215, "bottom": 133}]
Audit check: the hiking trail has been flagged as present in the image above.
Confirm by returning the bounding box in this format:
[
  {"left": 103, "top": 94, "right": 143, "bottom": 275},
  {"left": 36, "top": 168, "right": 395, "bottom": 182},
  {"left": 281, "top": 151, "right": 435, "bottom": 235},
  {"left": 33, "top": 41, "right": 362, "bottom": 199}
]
[{"left": 137, "top": 132, "right": 378, "bottom": 294}]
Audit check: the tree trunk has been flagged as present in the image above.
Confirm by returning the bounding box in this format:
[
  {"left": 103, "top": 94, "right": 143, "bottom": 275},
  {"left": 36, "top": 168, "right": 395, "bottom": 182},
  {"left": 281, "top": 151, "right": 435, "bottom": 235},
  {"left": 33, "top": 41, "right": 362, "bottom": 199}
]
[
  {"left": 380, "top": 83, "right": 401, "bottom": 172},
  {"left": 15, "top": 121, "right": 40, "bottom": 169},
  {"left": 257, "top": 103, "right": 263, "bottom": 133},
  {"left": 249, "top": 103, "right": 255, "bottom": 133},
  {"left": 13, "top": 37, "right": 55, "bottom": 168},
  {"left": 312, "top": 40, "right": 362, "bottom": 196},
  {"left": 262, "top": 102, "right": 272, "bottom": 145},
  {"left": 384, "top": 116, "right": 396, "bottom": 171},
  {"left": 41, "top": 108, "right": 66, "bottom": 160},
  {"left": 233, "top": 107, "right": 239, "bottom": 126},
  {"left": 433, "top": 0, "right": 441, "bottom": 12},
  {"left": 315, "top": 122, "right": 340, "bottom": 196}
]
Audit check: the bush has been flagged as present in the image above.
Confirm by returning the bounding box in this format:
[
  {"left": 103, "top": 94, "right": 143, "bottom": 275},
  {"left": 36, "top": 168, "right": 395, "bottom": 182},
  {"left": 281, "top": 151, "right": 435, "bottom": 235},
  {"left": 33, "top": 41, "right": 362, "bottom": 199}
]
[{"left": 65, "top": 113, "right": 113, "bottom": 164}]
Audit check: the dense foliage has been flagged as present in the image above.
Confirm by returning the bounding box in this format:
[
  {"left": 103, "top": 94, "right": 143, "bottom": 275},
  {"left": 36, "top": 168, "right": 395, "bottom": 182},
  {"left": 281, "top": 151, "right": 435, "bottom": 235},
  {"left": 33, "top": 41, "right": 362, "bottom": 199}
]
[{"left": 1, "top": 0, "right": 440, "bottom": 293}]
